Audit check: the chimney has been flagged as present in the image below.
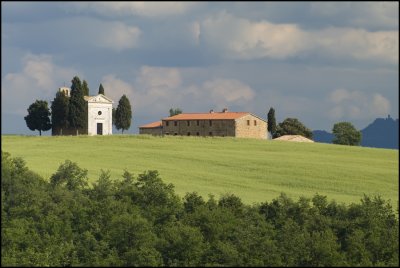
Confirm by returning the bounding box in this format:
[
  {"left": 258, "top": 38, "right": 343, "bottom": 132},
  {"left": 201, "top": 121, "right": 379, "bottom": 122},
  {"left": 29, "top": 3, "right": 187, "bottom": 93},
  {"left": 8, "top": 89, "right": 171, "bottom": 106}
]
[
  {"left": 209, "top": 109, "right": 214, "bottom": 113},
  {"left": 222, "top": 108, "right": 228, "bottom": 113}
]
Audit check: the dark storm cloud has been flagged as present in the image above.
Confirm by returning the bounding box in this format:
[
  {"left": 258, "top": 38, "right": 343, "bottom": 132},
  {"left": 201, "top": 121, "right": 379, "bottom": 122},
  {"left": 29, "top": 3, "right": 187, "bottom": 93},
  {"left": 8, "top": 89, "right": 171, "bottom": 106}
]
[{"left": 2, "top": 2, "right": 398, "bottom": 135}]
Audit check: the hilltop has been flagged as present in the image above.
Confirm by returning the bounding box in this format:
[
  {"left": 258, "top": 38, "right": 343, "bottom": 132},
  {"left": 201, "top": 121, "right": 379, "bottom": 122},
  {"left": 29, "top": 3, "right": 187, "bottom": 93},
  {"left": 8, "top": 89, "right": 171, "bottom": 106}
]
[{"left": 2, "top": 135, "right": 398, "bottom": 205}]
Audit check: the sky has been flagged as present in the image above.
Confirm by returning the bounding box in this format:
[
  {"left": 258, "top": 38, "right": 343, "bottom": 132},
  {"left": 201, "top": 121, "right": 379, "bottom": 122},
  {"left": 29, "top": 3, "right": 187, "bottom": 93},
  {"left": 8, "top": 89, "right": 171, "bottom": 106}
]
[{"left": 2, "top": 2, "right": 399, "bottom": 135}]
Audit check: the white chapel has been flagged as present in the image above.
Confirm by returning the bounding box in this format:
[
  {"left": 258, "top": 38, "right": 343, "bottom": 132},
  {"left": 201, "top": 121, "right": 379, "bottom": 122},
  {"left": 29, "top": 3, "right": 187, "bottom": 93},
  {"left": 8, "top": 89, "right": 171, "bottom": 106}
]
[
  {"left": 84, "top": 94, "right": 113, "bottom": 135},
  {"left": 53, "top": 87, "right": 113, "bottom": 136}
]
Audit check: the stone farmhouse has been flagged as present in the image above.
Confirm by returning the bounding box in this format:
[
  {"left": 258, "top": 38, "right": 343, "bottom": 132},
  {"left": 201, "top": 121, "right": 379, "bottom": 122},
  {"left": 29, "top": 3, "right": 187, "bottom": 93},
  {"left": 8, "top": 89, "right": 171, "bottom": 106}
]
[
  {"left": 139, "top": 108, "right": 268, "bottom": 139},
  {"left": 52, "top": 87, "right": 113, "bottom": 136}
]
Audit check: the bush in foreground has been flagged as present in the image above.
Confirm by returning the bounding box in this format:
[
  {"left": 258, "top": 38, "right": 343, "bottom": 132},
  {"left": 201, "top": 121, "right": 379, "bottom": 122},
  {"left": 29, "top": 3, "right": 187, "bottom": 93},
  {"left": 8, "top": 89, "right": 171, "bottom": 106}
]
[{"left": 1, "top": 151, "right": 398, "bottom": 267}]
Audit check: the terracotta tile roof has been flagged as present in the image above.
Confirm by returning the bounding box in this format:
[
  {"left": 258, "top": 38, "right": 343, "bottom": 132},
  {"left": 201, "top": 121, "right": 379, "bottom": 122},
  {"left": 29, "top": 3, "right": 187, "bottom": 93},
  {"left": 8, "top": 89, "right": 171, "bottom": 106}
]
[
  {"left": 274, "top": 135, "right": 314, "bottom": 143},
  {"left": 163, "top": 112, "right": 249, "bottom": 121},
  {"left": 139, "top": 121, "right": 162, "bottom": 129}
]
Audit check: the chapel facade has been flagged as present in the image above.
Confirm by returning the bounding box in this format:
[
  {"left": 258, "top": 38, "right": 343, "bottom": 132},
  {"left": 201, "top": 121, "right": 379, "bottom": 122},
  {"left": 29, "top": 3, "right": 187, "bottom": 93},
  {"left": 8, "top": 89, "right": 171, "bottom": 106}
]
[{"left": 52, "top": 87, "right": 113, "bottom": 136}]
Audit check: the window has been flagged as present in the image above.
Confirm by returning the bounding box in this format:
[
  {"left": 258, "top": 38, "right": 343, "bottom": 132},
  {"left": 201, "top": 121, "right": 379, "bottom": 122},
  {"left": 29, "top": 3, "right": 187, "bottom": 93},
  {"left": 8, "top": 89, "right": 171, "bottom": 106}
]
[
  {"left": 166, "top": 121, "right": 169, "bottom": 126},
  {"left": 209, "top": 132, "right": 213, "bottom": 136},
  {"left": 254, "top": 120, "right": 257, "bottom": 126},
  {"left": 98, "top": 111, "right": 102, "bottom": 115},
  {"left": 247, "top": 120, "right": 250, "bottom": 126},
  {"left": 187, "top": 120, "right": 190, "bottom": 126},
  {"left": 187, "top": 132, "right": 191, "bottom": 136},
  {"left": 197, "top": 120, "right": 200, "bottom": 126},
  {"left": 165, "top": 132, "right": 169, "bottom": 135},
  {"left": 196, "top": 132, "right": 199, "bottom": 136},
  {"left": 174, "top": 121, "right": 177, "bottom": 126},
  {"left": 209, "top": 120, "right": 212, "bottom": 126},
  {"left": 174, "top": 133, "right": 177, "bottom": 136}
]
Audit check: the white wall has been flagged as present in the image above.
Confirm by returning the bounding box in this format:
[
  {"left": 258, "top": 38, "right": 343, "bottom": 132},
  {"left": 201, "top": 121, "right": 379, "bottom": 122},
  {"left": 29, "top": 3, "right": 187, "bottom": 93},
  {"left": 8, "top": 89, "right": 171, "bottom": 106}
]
[{"left": 87, "top": 102, "right": 113, "bottom": 135}]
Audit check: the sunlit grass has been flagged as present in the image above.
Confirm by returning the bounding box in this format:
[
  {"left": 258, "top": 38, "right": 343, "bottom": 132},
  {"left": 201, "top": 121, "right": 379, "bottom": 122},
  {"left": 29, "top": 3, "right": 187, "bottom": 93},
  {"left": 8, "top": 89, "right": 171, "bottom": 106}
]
[{"left": 2, "top": 134, "right": 398, "bottom": 205}]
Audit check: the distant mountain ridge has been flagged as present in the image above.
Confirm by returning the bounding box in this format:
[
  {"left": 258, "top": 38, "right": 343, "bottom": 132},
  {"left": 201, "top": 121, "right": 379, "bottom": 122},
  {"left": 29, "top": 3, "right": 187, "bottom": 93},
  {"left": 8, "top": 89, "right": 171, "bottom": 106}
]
[
  {"left": 312, "top": 130, "right": 334, "bottom": 144},
  {"left": 313, "top": 116, "right": 399, "bottom": 149}
]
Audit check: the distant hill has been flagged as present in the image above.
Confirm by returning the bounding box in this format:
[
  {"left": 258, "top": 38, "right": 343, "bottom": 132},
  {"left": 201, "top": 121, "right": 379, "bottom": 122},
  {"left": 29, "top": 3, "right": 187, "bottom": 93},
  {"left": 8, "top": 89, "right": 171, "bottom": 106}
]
[
  {"left": 361, "top": 116, "right": 399, "bottom": 149},
  {"left": 312, "top": 130, "right": 334, "bottom": 144},
  {"left": 313, "top": 116, "right": 399, "bottom": 149}
]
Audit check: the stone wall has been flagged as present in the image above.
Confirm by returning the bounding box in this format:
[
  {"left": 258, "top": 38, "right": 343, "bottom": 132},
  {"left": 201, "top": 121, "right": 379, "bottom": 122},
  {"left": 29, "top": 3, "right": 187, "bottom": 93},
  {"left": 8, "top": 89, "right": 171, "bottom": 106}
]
[
  {"left": 235, "top": 114, "right": 268, "bottom": 139},
  {"left": 139, "top": 127, "right": 163, "bottom": 135},
  {"left": 162, "top": 119, "right": 236, "bottom": 137}
]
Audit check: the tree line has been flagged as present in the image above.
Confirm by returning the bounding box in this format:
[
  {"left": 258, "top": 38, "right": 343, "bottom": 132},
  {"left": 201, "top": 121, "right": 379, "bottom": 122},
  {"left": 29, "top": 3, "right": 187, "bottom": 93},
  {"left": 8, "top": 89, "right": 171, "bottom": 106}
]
[
  {"left": 24, "top": 76, "right": 132, "bottom": 135},
  {"left": 2, "top": 151, "right": 398, "bottom": 266},
  {"left": 267, "top": 107, "right": 362, "bottom": 145}
]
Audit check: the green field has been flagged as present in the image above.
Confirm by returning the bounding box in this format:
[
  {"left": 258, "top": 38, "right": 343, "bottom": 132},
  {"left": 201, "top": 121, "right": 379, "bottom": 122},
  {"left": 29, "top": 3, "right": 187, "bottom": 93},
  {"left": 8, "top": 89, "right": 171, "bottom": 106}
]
[{"left": 2, "top": 135, "right": 398, "bottom": 205}]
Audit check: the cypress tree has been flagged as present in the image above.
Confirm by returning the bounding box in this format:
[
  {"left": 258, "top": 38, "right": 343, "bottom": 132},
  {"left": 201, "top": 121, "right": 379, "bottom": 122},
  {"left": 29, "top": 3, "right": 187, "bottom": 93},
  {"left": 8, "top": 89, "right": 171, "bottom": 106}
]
[
  {"left": 112, "top": 107, "right": 116, "bottom": 126},
  {"left": 68, "top": 76, "right": 86, "bottom": 135},
  {"left": 115, "top": 95, "right": 132, "bottom": 134},
  {"left": 267, "top": 107, "right": 277, "bottom": 138},
  {"left": 51, "top": 91, "right": 69, "bottom": 135},
  {"left": 82, "top": 80, "right": 89, "bottom": 96},
  {"left": 98, "top": 84, "right": 105, "bottom": 95}
]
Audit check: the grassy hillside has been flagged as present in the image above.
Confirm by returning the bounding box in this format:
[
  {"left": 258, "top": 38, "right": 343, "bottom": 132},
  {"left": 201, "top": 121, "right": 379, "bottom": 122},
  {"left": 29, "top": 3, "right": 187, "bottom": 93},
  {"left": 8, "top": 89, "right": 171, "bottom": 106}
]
[{"left": 2, "top": 135, "right": 398, "bottom": 205}]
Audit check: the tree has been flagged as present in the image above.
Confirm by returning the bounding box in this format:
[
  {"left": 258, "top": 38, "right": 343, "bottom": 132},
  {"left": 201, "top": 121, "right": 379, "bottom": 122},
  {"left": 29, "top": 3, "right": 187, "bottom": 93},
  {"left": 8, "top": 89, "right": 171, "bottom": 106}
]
[
  {"left": 82, "top": 80, "right": 89, "bottom": 96},
  {"left": 115, "top": 95, "right": 132, "bottom": 134},
  {"left": 98, "top": 84, "right": 105, "bottom": 95},
  {"left": 51, "top": 91, "right": 69, "bottom": 135},
  {"left": 68, "top": 76, "right": 87, "bottom": 135},
  {"left": 24, "top": 100, "right": 52, "bottom": 136},
  {"left": 169, "top": 108, "right": 182, "bottom": 117},
  {"left": 50, "top": 160, "right": 88, "bottom": 191},
  {"left": 275, "top": 118, "right": 313, "bottom": 139},
  {"left": 112, "top": 108, "right": 116, "bottom": 126},
  {"left": 332, "top": 122, "right": 362, "bottom": 146},
  {"left": 267, "top": 108, "right": 277, "bottom": 138}
]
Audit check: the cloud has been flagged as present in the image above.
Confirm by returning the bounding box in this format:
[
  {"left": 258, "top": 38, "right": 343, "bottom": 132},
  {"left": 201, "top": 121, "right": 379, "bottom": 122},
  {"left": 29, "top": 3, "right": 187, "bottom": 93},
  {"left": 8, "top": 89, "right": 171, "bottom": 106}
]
[
  {"left": 101, "top": 66, "right": 184, "bottom": 115},
  {"left": 137, "top": 66, "right": 182, "bottom": 90},
  {"left": 63, "top": 18, "right": 141, "bottom": 52},
  {"left": 134, "top": 66, "right": 255, "bottom": 109},
  {"left": 70, "top": 2, "right": 201, "bottom": 18},
  {"left": 372, "top": 93, "right": 391, "bottom": 116},
  {"left": 191, "top": 21, "right": 201, "bottom": 45},
  {"left": 310, "top": 2, "right": 399, "bottom": 30},
  {"left": 201, "top": 79, "right": 255, "bottom": 107},
  {"left": 100, "top": 66, "right": 256, "bottom": 117},
  {"left": 4, "top": 17, "right": 141, "bottom": 52},
  {"left": 199, "top": 11, "right": 398, "bottom": 64},
  {"left": 200, "top": 11, "right": 310, "bottom": 60},
  {"left": 316, "top": 27, "right": 398, "bottom": 64},
  {"left": 328, "top": 88, "right": 391, "bottom": 120},
  {"left": 2, "top": 53, "right": 78, "bottom": 115},
  {"left": 97, "top": 22, "right": 141, "bottom": 51},
  {"left": 101, "top": 74, "right": 135, "bottom": 104}
]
